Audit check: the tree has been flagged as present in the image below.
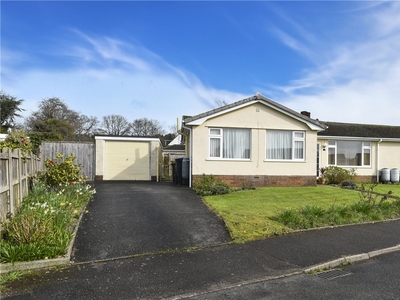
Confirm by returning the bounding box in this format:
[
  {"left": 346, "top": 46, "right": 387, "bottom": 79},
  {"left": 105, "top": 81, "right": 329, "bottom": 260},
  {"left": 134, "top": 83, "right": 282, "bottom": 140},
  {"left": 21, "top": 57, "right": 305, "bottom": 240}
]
[
  {"left": 0, "top": 91, "right": 25, "bottom": 133},
  {"left": 130, "top": 118, "right": 165, "bottom": 136},
  {"left": 25, "top": 97, "right": 98, "bottom": 142},
  {"left": 100, "top": 115, "right": 131, "bottom": 135}
]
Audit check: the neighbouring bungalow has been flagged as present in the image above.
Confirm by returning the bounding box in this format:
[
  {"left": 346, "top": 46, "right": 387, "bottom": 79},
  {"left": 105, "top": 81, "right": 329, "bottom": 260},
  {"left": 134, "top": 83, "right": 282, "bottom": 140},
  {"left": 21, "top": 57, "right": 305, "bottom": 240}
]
[
  {"left": 317, "top": 122, "right": 400, "bottom": 183},
  {"left": 180, "top": 94, "right": 400, "bottom": 187}
]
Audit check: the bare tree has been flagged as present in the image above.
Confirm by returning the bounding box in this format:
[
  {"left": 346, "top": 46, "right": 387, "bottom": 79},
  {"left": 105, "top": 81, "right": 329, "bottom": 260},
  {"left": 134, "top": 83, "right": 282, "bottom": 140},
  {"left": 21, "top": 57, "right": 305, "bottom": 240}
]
[
  {"left": 130, "top": 118, "right": 165, "bottom": 136},
  {"left": 101, "top": 115, "right": 131, "bottom": 135},
  {"left": 215, "top": 98, "right": 228, "bottom": 107}
]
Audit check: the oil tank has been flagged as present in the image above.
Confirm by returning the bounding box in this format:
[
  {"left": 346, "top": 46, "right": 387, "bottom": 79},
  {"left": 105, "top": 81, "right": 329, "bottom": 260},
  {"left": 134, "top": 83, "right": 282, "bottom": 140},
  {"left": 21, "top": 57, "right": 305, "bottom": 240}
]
[
  {"left": 381, "top": 168, "right": 390, "bottom": 182},
  {"left": 390, "top": 168, "right": 399, "bottom": 183}
]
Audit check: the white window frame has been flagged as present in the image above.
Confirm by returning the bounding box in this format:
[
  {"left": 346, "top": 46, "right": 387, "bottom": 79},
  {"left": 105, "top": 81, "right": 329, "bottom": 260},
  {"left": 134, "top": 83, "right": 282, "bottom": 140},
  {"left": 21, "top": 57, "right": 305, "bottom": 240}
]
[
  {"left": 265, "top": 130, "right": 306, "bottom": 161},
  {"left": 208, "top": 128, "right": 251, "bottom": 160},
  {"left": 327, "top": 140, "right": 371, "bottom": 167}
]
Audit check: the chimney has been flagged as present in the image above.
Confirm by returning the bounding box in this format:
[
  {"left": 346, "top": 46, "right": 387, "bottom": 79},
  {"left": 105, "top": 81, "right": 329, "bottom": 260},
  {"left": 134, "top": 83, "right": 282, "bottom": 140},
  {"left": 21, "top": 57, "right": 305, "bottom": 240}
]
[{"left": 301, "top": 111, "right": 311, "bottom": 118}]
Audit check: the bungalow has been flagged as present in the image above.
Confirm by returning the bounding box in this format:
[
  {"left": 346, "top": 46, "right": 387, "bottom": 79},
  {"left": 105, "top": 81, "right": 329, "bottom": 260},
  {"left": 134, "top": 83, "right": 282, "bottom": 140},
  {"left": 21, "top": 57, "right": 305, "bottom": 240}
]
[
  {"left": 180, "top": 94, "right": 400, "bottom": 187},
  {"left": 317, "top": 122, "right": 400, "bottom": 183}
]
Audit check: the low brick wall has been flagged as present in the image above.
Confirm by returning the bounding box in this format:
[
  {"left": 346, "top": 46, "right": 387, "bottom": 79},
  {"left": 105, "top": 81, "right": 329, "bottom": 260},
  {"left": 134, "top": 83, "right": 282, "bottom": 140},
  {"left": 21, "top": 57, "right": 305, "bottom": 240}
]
[
  {"left": 354, "top": 176, "right": 377, "bottom": 183},
  {"left": 192, "top": 175, "right": 316, "bottom": 188}
]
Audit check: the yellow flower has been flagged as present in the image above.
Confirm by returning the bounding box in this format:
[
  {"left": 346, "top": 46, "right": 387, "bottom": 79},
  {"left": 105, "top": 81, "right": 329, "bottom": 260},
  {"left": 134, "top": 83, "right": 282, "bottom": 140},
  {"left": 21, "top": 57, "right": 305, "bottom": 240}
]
[
  {"left": 73, "top": 209, "right": 78, "bottom": 214},
  {"left": 85, "top": 210, "right": 89, "bottom": 214},
  {"left": 60, "top": 202, "right": 65, "bottom": 206}
]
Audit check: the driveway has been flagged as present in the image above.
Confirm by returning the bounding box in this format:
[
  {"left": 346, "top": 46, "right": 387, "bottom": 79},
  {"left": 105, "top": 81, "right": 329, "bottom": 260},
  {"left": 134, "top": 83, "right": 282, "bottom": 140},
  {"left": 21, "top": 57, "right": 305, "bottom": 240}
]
[{"left": 72, "top": 181, "right": 231, "bottom": 262}]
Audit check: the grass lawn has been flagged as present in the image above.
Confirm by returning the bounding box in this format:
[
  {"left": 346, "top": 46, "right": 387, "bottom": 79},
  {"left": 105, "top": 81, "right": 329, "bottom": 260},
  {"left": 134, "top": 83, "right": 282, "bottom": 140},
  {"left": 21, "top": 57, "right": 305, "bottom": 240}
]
[
  {"left": 359, "top": 183, "right": 400, "bottom": 197},
  {"left": 203, "top": 185, "right": 399, "bottom": 243}
]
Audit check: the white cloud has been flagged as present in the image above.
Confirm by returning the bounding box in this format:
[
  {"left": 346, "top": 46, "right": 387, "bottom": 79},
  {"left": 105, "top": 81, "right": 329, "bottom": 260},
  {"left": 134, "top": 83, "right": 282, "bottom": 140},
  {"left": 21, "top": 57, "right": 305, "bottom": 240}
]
[
  {"left": 266, "top": 2, "right": 400, "bottom": 126},
  {"left": 2, "top": 32, "right": 247, "bottom": 130}
]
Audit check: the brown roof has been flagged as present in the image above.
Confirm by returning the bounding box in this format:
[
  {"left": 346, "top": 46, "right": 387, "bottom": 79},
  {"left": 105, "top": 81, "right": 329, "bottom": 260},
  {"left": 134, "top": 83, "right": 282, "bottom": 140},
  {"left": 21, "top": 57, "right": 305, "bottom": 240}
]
[
  {"left": 183, "top": 94, "right": 326, "bottom": 129},
  {"left": 319, "top": 122, "right": 400, "bottom": 139}
]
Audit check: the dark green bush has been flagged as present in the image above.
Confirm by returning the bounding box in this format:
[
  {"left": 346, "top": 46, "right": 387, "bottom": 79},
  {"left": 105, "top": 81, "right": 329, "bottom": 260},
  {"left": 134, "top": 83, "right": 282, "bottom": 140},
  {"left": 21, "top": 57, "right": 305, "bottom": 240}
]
[
  {"left": 340, "top": 180, "right": 357, "bottom": 190},
  {"left": 323, "top": 166, "right": 356, "bottom": 185},
  {"left": 193, "top": 174, "right": 231, "bottom": 196}
]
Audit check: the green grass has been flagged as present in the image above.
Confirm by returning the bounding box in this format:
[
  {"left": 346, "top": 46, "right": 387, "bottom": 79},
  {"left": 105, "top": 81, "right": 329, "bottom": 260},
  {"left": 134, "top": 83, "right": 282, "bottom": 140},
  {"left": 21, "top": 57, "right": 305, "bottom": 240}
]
[
  {"left": 203, "top": 185, "right": 399, "bottom": 243},
  {"left": 0, "top": 271, "right": 23, "bottom": 292},
  {"left": 360, "top": 183, "right": 400, "bottom": 197}
]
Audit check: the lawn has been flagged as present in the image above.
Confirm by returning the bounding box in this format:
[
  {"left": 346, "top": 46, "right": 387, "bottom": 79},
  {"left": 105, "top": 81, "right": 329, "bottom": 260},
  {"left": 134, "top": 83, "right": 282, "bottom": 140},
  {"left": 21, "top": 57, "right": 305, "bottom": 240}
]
[
  {"left": 203, "top": 185, "right": 399, "bottom": 243},
  {"left": 359, "top": 183, "right": 400, "bottom": 197}
]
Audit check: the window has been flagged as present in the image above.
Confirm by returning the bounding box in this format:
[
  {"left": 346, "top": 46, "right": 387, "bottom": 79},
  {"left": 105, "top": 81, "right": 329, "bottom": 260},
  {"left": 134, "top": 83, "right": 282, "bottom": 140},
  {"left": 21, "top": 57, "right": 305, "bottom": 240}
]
[
  {"left": 266, "top": 130, "right": 305, "bottom": 160},
  {"left": 327, "top": 141, "right": 371, "bottom": 167},
  {"left": 209, "top": 128, "right": 251, "bottom": 159}
]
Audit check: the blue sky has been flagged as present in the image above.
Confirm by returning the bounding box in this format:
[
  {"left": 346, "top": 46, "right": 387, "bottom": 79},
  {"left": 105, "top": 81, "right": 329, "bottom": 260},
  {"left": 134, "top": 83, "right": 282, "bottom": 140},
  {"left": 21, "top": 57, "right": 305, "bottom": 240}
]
[{"left": 2, "top": 1, "right": 400, "bottom": 130}]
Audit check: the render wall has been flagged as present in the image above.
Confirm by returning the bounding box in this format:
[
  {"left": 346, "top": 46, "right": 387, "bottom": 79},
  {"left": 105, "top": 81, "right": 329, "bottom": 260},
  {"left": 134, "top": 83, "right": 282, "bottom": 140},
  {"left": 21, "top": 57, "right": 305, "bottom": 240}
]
[{"left": 190, "top": 103, "right": 319, "bottom": 186}]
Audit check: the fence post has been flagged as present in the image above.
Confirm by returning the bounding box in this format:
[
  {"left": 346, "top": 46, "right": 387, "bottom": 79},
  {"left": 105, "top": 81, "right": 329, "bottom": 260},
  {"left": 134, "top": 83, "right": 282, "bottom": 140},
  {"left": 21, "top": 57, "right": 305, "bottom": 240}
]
[{"left": 8, "top": 148, "right": 14, "bottom": 216}]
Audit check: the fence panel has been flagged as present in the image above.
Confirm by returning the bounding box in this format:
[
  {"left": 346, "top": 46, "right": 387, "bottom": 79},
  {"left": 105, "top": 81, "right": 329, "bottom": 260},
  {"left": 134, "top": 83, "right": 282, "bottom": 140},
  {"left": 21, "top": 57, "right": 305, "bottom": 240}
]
[
  {"left": 39, "top": 142, "right": 95, "bottom": 181},
  {"left": 0, "top": 148, "right": 42, "bottom": 223}
]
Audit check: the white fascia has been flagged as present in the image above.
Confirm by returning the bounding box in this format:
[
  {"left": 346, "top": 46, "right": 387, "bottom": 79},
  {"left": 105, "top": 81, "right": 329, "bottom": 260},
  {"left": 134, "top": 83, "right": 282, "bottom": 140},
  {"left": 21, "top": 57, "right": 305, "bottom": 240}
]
[
  {"left": 318, "top": 136, "right": 400, "bottom": 142},
  {"left": 95, "top": 136, "right": 161, "bottom": 143},
  {"left": 185, "top": 100, "right": 325, "bottom": 131}
]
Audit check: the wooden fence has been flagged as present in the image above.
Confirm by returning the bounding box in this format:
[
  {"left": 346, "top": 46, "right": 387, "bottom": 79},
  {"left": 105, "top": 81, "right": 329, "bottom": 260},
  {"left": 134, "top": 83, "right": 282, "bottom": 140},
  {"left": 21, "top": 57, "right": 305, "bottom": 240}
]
[
  {"left": 0, "top": 148, "right": 42, "bottom": 223},
  {"left": 39, "top": 142, "right": 95, "bottom": 181}
]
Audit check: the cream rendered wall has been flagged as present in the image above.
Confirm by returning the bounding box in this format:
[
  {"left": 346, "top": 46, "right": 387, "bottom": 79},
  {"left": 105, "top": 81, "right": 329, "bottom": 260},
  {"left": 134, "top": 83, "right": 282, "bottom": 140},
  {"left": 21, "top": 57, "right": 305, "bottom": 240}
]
[
  {"left": 95, "top": 139, "right": 105, "bottom": 177},
  {"left": 380, "top": 142, "right": 400, "bottom": 169},
  {"left": 191, "top": 103, "right": 318, "bottom": 177}
]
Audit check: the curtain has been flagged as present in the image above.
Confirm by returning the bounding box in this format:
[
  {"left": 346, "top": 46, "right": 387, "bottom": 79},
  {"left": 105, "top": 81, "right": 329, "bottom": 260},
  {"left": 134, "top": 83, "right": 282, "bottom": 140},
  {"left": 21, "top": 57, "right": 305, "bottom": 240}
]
[
  {"left": 337, "top": 141, "right": 362, "bottom": 166},
  {"left": 266, "top": 130, "right": 292, "bottom": 159},
  {"left": 223, "top": 129, "right": 250, "bottom": 159},
  {"left": 210, "top": 138, "right": 220, "bottom": 158}
]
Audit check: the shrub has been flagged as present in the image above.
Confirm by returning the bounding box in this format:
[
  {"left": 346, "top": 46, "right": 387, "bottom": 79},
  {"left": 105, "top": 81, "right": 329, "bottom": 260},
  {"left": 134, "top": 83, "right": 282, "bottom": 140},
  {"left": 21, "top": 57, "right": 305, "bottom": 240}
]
[
  {"left": 0, "top": 182, "right": 95, "bottom": 263},
  {"left": 340, "top": 180, "right": 357, "bottom": 190},
  {"left": 0, "top": 129, "right": 32, "bottom": 157},
  {"left": 36, "top": 152, "right": 86, "bottom": 189},
  {"left": 193, "top": 174, "right": 231, "bottom": 196},
  {"left": 323, "top": 166, "right": 356, "bottom": 185}
]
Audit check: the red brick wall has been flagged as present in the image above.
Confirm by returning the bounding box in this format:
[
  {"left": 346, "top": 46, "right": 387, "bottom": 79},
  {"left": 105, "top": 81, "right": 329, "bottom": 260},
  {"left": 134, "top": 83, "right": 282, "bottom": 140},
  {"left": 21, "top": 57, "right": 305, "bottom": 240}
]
[{"left": 192, "top": 175, "right": 316, "bottom": 188}]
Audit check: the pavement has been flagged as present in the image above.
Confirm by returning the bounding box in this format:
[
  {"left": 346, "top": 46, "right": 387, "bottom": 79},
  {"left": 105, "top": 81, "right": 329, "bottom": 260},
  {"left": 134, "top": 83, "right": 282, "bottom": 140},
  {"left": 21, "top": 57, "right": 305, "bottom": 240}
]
[{"left": 2, "top": 182, "right": 400, "bottom": 299}]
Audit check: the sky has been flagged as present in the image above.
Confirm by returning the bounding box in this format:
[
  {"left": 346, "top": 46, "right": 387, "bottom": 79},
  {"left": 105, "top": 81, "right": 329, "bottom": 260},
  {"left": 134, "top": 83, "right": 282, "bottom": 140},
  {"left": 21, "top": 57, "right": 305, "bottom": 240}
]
[{"left": 2, "top": 1, "right": 400, "bottom": 132}]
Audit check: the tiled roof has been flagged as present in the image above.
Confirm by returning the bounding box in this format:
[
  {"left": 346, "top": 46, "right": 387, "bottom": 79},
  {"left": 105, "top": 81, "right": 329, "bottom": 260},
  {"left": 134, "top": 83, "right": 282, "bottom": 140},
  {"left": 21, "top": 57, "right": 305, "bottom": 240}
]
[
  {"left": 183, "top": 94, "right": 326, "bottom": 129},
  {"left": 319, "top": 122, "right": 400, "bottom": 139}
]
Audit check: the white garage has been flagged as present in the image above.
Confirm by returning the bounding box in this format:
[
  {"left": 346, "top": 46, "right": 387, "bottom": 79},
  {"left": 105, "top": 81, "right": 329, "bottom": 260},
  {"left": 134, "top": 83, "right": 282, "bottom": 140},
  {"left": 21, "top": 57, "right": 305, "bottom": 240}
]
[{"left": 95, "top": 136, "right": 162, "bottom": 181}]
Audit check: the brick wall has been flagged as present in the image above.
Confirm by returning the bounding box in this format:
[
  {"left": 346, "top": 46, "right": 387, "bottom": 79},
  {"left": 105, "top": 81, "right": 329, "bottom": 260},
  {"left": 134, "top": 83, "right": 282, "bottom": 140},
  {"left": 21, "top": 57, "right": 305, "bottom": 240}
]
[{"left": 192, "top": 175, "right": 316, "bottom": 188}]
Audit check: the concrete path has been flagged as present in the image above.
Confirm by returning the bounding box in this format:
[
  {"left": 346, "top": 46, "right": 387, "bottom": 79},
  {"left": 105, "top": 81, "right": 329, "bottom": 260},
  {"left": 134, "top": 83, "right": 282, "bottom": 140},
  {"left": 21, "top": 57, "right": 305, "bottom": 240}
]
[{"left": 72, "top": 181, "right": 231, "bottom": 262}]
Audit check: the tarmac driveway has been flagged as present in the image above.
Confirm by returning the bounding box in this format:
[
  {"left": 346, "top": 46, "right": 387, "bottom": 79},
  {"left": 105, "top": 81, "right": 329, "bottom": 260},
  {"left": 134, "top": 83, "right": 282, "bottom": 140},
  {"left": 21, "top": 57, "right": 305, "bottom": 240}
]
[{"left": 72, "top": 181, "right": 231, "bottom": 262}]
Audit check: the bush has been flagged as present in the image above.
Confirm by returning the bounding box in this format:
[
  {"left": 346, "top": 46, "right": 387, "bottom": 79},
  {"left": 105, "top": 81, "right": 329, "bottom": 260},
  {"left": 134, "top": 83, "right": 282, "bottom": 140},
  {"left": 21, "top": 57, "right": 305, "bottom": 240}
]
[
  {"left": 0, "top": 182, "right": 95, "bottom": 263},
  {"left": 193, "top": 174, "right": 231, "bottom": 196},
  {"left": 340, "top": 180, "right": 357, "bottom": 190},
  {"left": 0, "top": 129, "right": 32, "bottom": 157},
  {"left": 36, "top": 152, "right": 86, "bottom": 189},
  {"left": 323, "top": 166, "right": 356, "bottom": 185}
]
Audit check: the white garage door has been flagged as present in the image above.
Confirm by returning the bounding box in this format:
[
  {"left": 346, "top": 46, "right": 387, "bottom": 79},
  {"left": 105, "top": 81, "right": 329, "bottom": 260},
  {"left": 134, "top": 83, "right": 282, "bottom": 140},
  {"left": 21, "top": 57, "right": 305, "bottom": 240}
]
[{"left": 105, "top": 141, "right": 150, "bottom": 180}]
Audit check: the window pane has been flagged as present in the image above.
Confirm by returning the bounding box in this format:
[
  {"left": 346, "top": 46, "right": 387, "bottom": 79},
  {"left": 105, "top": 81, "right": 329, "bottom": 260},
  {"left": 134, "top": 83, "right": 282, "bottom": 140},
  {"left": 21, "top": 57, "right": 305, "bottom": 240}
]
[
  {"left": 210, "top": 138, "right": 220, "bottom": 157},
  {"left": 294, "top": 132, "right": 304, "bottom": 139},
  {"left": 223, "top": 129, "right": 250, "bottom": 159},
  {"left": 210, "top": 129, "right": 220, "bottom": 135},
  {"left": 364, "top": 149, "right": 371, "bottom": 166},
  {"left": 266, "top": 131, "right": 292, "bottom": 160},
  {"left": 294, "top": 141, "right": 304, "bottom": 159},
  {"left": 328, "top": 148, "right": 335, "bottom": 165},
  {"left": 337, "top": 141, "right": 362, "bottom": 166},
  {"left": 328, "top": 141, "right": 335, "bottom": 145},
  {"left": 364, "top": 142, "right": 371, "bottom": 147}
]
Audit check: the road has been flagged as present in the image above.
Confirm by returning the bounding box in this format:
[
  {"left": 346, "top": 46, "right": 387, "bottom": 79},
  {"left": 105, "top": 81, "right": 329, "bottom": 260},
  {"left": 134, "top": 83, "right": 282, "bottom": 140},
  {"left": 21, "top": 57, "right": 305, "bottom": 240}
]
[{"left": 186, "top": 251, "right": 400, "bottom": 300}]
